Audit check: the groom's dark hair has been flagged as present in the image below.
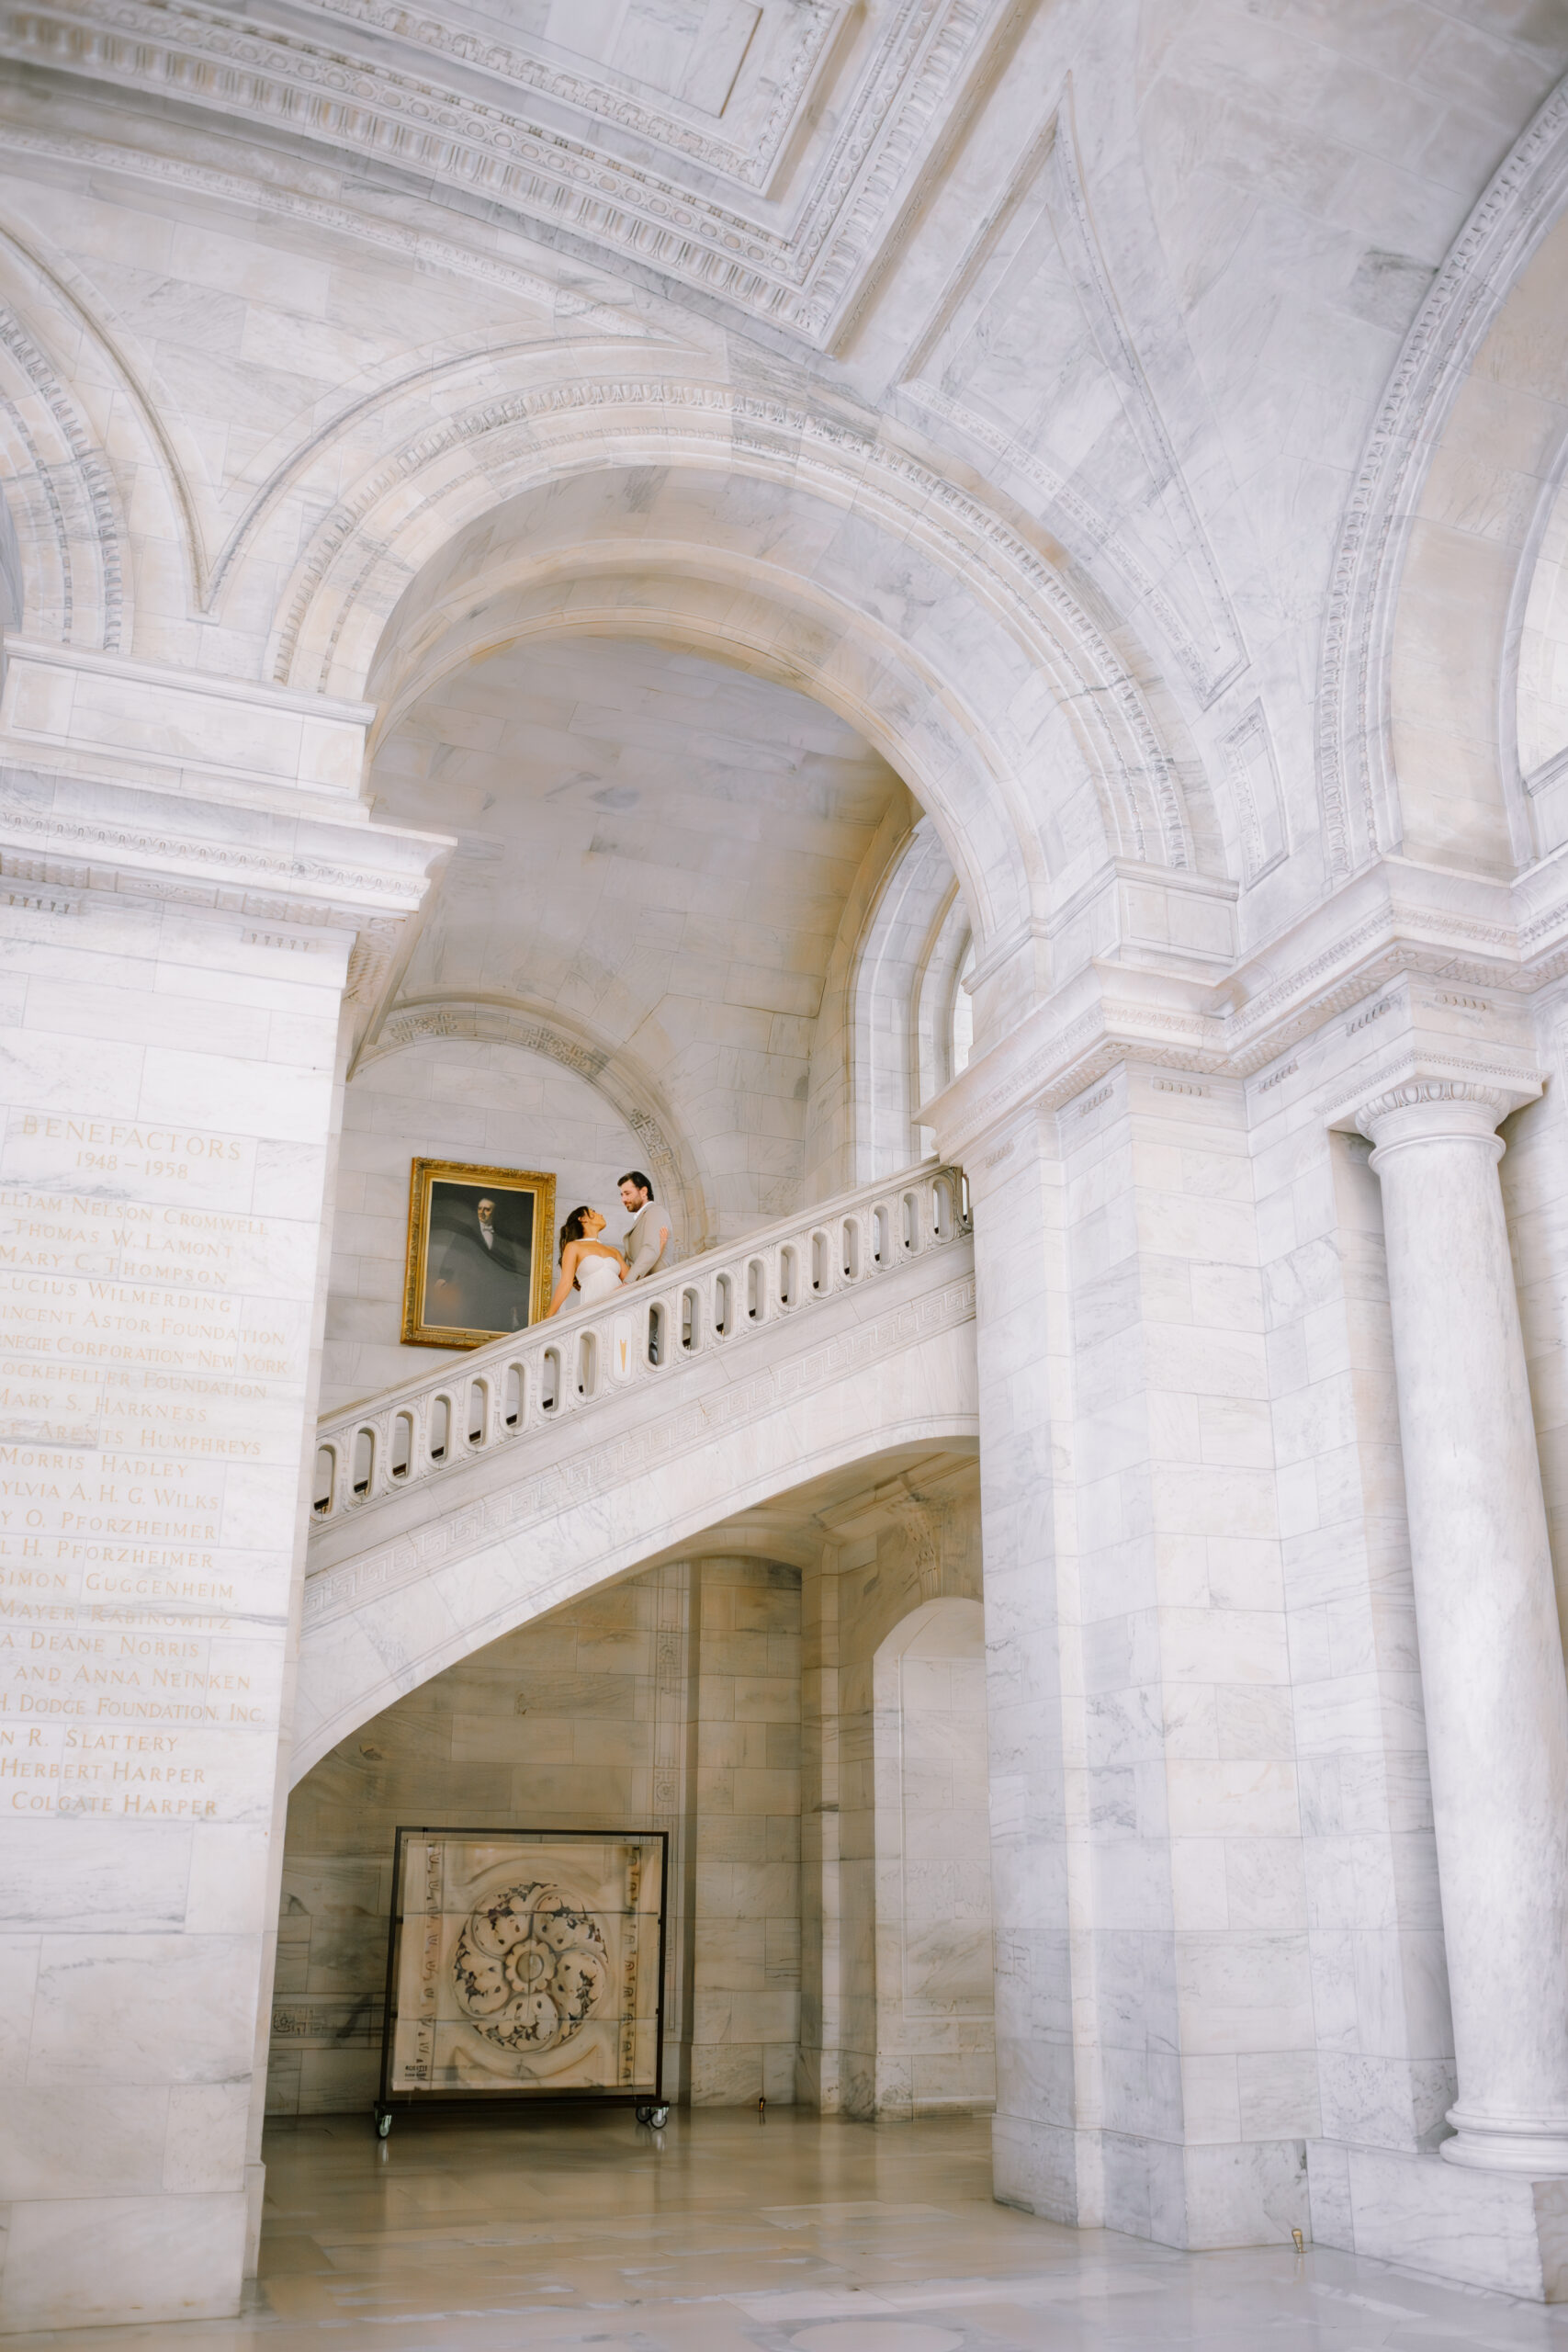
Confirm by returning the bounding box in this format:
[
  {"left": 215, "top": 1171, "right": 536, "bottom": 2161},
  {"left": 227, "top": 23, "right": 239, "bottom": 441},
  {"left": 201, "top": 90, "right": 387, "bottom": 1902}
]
[{"left": 618, "top": 1170, "right": 654, "bottom": 1200}]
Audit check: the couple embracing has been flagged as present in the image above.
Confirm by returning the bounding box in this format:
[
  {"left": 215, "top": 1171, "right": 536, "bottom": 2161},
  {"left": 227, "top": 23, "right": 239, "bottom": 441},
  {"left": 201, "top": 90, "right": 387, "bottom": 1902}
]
[{"left": 544, "top": 1171, "right": 670, "bottom": 1318}]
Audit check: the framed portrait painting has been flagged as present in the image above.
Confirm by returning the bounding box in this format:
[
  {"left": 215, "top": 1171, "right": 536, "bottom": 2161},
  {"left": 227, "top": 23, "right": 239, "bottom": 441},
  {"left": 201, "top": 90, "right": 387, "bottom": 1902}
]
[
  {"left": 401, "top": 1159, "right": 556, "bottom": 1348},
  {"left": 375, "top": 1826, "right": 668, "bottom": 2129}
]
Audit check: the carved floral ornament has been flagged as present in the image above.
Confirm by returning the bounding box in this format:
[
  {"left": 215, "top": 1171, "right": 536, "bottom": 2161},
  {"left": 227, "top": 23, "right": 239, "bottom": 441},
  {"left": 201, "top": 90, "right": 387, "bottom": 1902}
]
[{"left": 451, "top": 1880, "right": 610, "bottom": 2055}]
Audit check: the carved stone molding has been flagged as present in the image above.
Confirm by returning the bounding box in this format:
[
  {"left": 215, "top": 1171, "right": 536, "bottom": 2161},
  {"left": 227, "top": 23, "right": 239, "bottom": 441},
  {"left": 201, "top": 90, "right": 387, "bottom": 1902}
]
[
  {"left": 0, "top": 0, "right": 1005, "bottom": 345},
  {"left": 272, "top": 375, "right": 1190, "bottom": 876},
  {"left": 305, "top": 0, "right": 839, "bottom": 188},
  {"left": 0, "top": 300, "right": 125, "bottom": 652},
  {"left": 1317, "top": 70, "right": 1568, "bottom": 877},
  {"left": 0, "top": 795, "right": 428, "bottom": 910},
  {"left": 1353, "top": 1079, "right": 1519, "bottom": 1146}
]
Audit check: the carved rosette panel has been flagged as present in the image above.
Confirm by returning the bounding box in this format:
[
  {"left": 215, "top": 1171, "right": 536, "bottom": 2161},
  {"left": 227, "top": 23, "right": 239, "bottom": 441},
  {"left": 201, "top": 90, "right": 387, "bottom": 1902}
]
[{"left": 451, "top": 1879, "right": 610, "bottom": 2054}]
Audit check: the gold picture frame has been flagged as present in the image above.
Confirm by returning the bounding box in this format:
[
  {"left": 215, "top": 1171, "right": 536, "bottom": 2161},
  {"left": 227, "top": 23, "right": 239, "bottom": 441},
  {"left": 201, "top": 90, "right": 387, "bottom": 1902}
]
[{"left": 401, "top": 1159, "right": 557, "bottom": 1348}]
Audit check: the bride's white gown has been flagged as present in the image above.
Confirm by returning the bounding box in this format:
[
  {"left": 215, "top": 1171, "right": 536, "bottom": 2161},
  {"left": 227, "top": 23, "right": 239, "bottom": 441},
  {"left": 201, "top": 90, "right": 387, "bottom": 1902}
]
[{"left": 571, "top": 1251, "right": 625, "bottom": 1308}]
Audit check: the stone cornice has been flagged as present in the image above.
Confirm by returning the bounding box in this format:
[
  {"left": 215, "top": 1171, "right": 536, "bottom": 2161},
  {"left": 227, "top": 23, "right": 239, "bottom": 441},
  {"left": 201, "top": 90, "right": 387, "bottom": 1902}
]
[
  {"left": 294, "top": 0, "right": 840, "bottom": 190},
  {"left": 0, "top": 763, "right": 446, "bottom": 922},
  {"left": 926, "top": 855, "right": 1568, "bottom": 1157}
]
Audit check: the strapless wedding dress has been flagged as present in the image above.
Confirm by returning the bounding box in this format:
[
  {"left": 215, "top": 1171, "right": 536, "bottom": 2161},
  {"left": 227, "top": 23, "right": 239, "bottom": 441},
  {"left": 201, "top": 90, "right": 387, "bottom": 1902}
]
[{"left": 572, "top": 1252, "right": 624, "bottom": 1308}]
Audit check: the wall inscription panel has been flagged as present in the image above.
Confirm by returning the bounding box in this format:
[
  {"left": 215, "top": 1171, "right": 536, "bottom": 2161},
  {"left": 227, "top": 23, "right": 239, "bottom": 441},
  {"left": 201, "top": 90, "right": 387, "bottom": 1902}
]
[{"left": 0, "top": 1105, "right": 313, "bottom": 1826}]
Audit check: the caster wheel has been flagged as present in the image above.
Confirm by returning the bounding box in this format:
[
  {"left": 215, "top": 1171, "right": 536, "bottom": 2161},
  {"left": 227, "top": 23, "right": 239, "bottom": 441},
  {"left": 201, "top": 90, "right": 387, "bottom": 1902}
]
[
  {"left": 376, "top": 2111, "right": 392, "bottom": 2139},
  {"left": 637, "top": 2103, "right": 670, "bottom": 2128}
]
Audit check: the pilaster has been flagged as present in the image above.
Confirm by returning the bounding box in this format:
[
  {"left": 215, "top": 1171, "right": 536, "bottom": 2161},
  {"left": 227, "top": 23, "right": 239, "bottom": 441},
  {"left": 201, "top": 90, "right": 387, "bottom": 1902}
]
[
  {"left": 930, "top": 863, "right": 1568, "bottom": 2288},
  {"left": 0, "top": 682, "right": 443, "bottom": 2330}
]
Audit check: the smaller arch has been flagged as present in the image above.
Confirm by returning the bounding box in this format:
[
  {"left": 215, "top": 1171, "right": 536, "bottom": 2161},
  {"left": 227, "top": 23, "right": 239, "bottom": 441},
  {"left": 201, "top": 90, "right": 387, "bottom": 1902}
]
[
  {"left": 356, "top": 994, "right": 711, "bottom": 1257},
  {"left": 851, "top": 820, "right": 968, "bottom": 1182},
  {"left": 0, "top": 299, "right": 128, "bottom": 652}
]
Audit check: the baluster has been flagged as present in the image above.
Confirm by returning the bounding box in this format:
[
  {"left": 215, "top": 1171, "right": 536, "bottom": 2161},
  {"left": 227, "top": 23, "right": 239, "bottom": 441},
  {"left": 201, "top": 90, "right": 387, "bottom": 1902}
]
[
  {"left": 311, "top": 1441, "right": 337, "bottom": 1519},
  {"left": 428, "top": 1393, "right": 452, "bottom": 1462}
]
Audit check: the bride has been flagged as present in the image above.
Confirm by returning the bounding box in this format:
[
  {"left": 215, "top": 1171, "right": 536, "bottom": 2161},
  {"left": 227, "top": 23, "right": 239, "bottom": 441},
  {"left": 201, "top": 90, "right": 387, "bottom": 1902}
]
[{"left": 545, "top": 1205, "right": 628, "bottom": 1317}]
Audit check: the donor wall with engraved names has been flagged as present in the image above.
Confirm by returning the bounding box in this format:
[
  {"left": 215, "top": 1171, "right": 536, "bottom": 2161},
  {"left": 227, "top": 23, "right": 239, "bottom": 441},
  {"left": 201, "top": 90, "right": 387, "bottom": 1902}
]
[
  {"left": 0, "top": 758, "right": 442, "bottom": 2334},
  {"left": 0, "top": 1116, "right": 298, "bottom": 1827}
]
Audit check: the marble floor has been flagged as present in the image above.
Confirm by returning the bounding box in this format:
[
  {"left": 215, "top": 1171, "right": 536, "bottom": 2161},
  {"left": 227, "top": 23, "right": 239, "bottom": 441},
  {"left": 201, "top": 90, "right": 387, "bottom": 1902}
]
[{"left": 17, "top": 2109, "right": 1568, "bottom": 2350}]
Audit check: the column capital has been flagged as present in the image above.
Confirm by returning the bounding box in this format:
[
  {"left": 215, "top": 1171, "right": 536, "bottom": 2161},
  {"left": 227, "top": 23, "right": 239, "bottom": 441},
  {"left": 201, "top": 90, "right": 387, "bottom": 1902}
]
[{"left": 1353, "top": 1078, "right": 1533, "bottom": 1153}]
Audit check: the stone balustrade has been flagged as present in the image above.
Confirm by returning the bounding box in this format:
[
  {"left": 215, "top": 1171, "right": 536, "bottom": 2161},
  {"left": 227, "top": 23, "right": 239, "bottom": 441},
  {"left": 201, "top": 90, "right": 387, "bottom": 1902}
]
[{"left": 310, "top": 1160, "right": 970, "bottom": 1528}]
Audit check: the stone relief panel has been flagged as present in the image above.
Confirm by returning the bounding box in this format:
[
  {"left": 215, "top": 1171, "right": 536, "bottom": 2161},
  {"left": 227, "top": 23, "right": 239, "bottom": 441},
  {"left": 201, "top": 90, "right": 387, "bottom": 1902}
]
[{"left": 385, "top": 1832, "right": 662, "bottom": 2097}]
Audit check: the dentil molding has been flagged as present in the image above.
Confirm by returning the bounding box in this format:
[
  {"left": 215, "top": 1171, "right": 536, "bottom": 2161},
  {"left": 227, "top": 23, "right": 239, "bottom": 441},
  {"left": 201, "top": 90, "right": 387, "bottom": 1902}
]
[{"left": 0, "top": 0, "right": 1006, "bottom": 345}]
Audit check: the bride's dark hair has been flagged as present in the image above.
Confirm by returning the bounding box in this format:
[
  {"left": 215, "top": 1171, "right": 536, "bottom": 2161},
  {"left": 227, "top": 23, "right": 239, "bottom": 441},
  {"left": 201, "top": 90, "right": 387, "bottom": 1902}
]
[{"left": 558, "top": 1205, "right": 594, "bottom": 1259}]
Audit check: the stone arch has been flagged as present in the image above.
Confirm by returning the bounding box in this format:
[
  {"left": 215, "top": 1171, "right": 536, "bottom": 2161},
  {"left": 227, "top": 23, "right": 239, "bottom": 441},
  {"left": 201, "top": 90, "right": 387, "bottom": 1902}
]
[
  {"left": 364, "top": 537, "right": 1034, "bottom": 991},
  {"left": 244, "top": 364, "right": 1226, "bottom": 1021},
  {"left": 850, "top": 817, "right": 965, "bottom": 1181},
  {"left": 1320, "top": 67, "right": 1568, "bottom": 877},
  {"left": 291, "top": 1334, "right": 979, "bottom": 1781},
  {"left": 0, "top": 293, "right": 128, "bottom": 652},
  {"left": 0, "top": 220, "right": 210, "bottom": 651},
  {"left": 355, "top": 993, "right": 713, "bottom": 1255}
]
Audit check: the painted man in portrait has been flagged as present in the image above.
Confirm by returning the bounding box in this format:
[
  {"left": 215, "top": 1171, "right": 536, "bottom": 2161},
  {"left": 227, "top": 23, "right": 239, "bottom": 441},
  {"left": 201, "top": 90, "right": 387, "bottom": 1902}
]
[{"left": 425, "top": 1192, "right": 534, "bottom": 1331}]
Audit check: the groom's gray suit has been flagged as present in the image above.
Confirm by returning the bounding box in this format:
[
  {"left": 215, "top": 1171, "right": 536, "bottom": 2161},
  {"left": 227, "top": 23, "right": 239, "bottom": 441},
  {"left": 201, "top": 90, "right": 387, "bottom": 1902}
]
[{"left": 624, "top": 1197, "right": 671, "bottom": 1281}]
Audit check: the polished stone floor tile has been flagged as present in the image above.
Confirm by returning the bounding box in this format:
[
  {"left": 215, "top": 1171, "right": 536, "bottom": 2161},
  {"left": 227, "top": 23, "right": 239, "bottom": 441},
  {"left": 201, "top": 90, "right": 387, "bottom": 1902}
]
[{"left": 15, "top": 2109, "right": 1568, "bottom": 2349}]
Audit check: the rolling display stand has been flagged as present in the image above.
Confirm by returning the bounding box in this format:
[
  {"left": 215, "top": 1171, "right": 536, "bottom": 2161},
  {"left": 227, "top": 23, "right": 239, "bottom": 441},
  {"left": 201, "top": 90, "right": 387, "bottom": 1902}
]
[{"left": 373, "top": 1825, "right": 670, "bottom": 2135}]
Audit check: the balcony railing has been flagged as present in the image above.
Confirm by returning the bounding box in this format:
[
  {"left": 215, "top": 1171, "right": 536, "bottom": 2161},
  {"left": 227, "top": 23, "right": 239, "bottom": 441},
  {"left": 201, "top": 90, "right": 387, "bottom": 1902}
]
[{"left": 310, "top": 1160, "right": 970, "bottom": 1524}]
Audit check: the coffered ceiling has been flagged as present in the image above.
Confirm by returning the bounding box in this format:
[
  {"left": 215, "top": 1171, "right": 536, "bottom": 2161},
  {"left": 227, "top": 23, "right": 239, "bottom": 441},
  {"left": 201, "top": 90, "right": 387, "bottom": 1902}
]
[{"left": 0, "top": 0, "right": 1010, "bottom": 343}]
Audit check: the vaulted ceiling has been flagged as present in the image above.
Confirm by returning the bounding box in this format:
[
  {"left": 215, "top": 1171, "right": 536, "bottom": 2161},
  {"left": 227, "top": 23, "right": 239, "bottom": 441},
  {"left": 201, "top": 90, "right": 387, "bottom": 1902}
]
[{"left": 370, "top": 632, "right": 913, "bottom": 1224}]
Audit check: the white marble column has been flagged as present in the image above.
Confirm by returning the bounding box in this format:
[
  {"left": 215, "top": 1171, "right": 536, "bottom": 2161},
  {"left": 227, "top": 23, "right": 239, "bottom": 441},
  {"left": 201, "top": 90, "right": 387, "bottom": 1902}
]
[{"left": 1357, "top": 1080, "right": 1568, "bottom": 2174}]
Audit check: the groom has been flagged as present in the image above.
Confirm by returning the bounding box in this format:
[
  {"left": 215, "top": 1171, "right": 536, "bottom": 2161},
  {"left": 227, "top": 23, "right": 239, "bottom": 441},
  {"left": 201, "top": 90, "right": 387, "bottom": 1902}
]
[{"left": 618, "top": 1170, "right": 671, "bottom": 1282}]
